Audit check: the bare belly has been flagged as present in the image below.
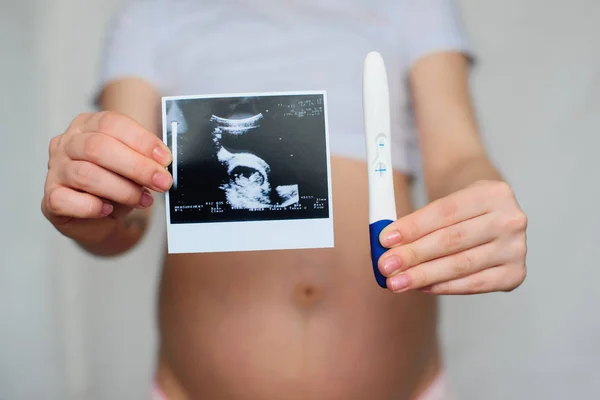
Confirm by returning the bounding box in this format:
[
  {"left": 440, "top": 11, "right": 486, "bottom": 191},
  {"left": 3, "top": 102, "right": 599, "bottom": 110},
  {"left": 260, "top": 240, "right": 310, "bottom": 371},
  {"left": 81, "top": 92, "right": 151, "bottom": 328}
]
[{"left": 156, "top": 157, "right": 441, "bottom": 400}]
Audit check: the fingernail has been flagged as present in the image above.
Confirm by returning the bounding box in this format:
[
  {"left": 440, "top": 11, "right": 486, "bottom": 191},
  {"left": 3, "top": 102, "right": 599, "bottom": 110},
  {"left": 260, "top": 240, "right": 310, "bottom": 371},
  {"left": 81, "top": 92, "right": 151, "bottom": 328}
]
[
  {"left": 152, "top": 146, "right": 172, "bottom": 165},
  {"left": 390, "top": 274, "right": 410, "bottom": 292},
  {"left": 101, "top": 203, "right": 114, "bottom": 216},
  {"left": 153, "top": 172, "right": 172, "bottom": 191},
  {"left": 140, "top": 190, "right": 154, "bottom": 208},
  {"left": 381, "top": 230, "right": 401, "bottom": 247},
  {"left": 382, "top": 256, "right": 401, "bottom": 275}
]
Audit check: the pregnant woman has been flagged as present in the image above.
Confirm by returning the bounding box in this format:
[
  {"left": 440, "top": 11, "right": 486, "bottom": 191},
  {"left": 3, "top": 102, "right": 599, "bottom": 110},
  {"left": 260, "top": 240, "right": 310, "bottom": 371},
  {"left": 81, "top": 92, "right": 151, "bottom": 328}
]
[{"left": 41, "top": 1, "right": 528, "bottom": 399}]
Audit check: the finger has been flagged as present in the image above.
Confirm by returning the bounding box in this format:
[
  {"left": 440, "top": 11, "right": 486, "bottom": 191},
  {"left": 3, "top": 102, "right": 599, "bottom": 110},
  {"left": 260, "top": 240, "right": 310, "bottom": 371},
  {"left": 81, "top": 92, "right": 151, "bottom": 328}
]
[
  {"left": 43, "top": 185, "right": 114, "bottom": 220},
  {"left": 65, "top": 132, "right": 173, "bottom": 192},
  {"left": 59, "top": 160, "right": 154, "bottom": 208},
  {"left": 386, "top": 241, "right": 504, "bottom": 293},
  {"left": 378, "top": 213, "right": 496, "bottom": 276},
  {"left": 379, "top": 185, "right": 493, "bottom": 247},
  {"left": 80, "top": 112, "right": 172, "bottom": 166},
  {"left": 420, "top": 264, "right": 527, "bottom": 295}
]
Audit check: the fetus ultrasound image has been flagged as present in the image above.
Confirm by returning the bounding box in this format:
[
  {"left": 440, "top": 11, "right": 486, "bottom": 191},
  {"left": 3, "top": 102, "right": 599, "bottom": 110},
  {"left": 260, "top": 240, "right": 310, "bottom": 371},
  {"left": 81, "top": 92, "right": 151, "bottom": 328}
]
[{"left": 164, "top": 93, "right": 330, "bottom": 224}]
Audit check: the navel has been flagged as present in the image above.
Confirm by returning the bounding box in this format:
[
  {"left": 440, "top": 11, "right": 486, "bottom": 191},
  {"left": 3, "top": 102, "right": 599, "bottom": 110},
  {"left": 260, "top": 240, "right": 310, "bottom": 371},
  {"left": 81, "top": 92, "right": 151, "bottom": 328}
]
[{"left": 292, "top": 283, "right": 324, "bottom": 310}]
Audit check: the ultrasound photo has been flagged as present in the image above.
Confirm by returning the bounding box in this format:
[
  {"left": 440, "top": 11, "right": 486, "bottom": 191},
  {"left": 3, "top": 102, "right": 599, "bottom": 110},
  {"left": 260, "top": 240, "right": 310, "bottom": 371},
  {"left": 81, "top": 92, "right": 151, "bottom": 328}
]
[{"left": 161, "top": 91, "right": 334, "bottom": 254}]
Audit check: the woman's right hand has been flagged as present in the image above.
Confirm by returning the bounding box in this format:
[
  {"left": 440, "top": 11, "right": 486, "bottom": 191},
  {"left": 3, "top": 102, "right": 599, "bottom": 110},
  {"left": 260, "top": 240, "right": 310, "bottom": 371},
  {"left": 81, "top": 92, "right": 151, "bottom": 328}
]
[{"left": 41, "top": 111, "right": 173, "bottom": 245}]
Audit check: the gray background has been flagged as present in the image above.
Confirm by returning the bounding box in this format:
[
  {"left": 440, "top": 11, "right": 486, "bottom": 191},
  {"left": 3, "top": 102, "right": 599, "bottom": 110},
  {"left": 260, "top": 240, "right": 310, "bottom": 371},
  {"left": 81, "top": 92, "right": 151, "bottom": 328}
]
[{"left": 1, "top": 0, "right": 598, "bottom": 399}]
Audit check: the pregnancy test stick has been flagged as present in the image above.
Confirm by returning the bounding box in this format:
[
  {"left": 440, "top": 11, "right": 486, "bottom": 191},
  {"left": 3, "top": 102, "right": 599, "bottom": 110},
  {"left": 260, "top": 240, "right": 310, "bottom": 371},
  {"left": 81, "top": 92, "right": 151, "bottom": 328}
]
[{"left": 363, "top": 52, "right": 397, "bottom": 289}]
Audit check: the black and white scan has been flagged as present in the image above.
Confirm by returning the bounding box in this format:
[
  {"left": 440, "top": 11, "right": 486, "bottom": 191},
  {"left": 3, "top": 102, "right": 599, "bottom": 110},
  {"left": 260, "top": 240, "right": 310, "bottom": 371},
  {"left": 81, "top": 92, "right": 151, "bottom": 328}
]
[{"left": 164, "top": 93, "right": 330, "bottom": 225}]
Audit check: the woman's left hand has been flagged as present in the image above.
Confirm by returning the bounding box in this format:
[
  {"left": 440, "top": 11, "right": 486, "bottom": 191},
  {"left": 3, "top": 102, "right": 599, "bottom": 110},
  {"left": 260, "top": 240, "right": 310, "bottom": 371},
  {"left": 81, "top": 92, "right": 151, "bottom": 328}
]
[{"left": 378, "top": 180, "right": 528, "bottom": 294}]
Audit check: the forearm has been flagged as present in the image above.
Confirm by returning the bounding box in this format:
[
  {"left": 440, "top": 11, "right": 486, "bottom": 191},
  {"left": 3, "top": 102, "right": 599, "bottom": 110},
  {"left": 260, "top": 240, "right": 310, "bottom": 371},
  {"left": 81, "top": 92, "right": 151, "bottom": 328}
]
[
  {"left": 408, "top": 52, "right": 504, "bottom": 201},
  {"left": 425, "top": 154, "right": 503, "bottom": 201}
]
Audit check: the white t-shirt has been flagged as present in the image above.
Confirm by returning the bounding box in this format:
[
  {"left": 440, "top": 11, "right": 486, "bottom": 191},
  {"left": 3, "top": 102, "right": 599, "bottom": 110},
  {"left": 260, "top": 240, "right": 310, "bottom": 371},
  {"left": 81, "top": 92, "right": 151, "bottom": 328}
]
[{"left": 96, "top": 0, "right": 473, "bottom": 175}]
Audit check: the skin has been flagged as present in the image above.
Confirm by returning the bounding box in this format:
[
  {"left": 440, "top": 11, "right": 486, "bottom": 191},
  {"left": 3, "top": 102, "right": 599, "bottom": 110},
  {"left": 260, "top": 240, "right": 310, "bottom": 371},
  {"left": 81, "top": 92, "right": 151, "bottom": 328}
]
[{"left": 42, "top": 52, "right": 527, "bottom": 399}]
